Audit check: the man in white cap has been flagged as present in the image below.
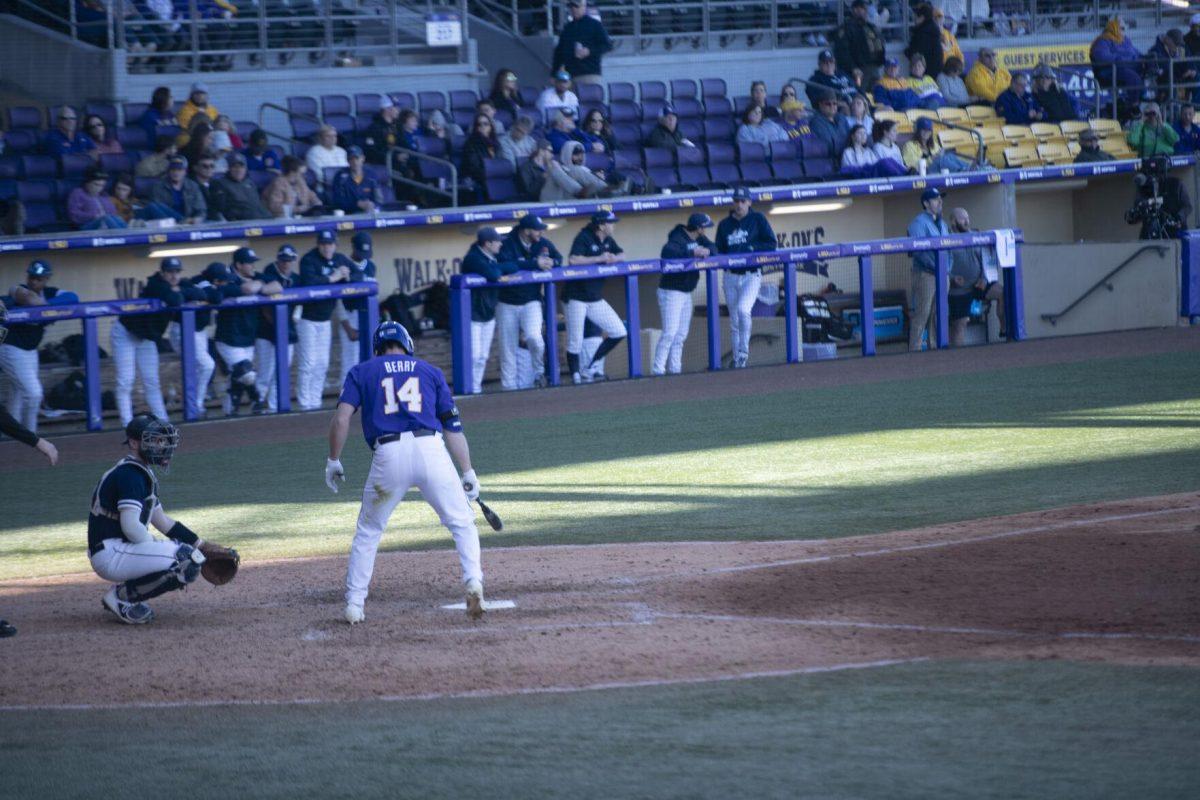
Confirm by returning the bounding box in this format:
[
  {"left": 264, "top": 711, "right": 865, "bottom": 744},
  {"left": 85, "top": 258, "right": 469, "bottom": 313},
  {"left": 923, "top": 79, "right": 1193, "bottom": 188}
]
[{"left": 537, "top": 69, "right": 580, "bottom": 118}]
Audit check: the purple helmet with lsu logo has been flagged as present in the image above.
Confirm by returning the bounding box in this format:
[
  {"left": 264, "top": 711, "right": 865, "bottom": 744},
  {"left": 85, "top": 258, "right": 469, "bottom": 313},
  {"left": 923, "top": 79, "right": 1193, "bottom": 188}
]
[{"left": 373, "top": 320, "right": 414, "bottom": 356}]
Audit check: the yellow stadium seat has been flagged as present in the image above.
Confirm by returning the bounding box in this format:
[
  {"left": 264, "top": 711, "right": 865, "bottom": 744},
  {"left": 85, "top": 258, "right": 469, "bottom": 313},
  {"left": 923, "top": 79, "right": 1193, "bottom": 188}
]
[
  {"left": 1037, "top": 142, "right": 1072, "bottom": 164},
  {"left": 1004, "top": 145, "right": 1039, "bottom": 168},
  {"left": 937, "top": 107, "right": 969, "bottom": 124},
  {"left": 1030, "top": 123, "right": 1062, "bottom": 142},
  {"left": 1059, "top": 120, "right": 1090, "bottom": 138},
  {"left": 1089, "top": 117, "right": 1123, "bottom": 138},
  {"left": 966, "top": 105, "right": 1000, "bottom": 123},
  {"left": 906, "top": 108, "right": 940, "bottom": 125},
  {"left": 1067, "top": 141, "right": 1082, "bottom": 157},
  {"left": 1100, "top": 137, "right": 1137, "bottom": 159},
  {"left": 1002, "top": 125, "right": 1037, "bottom": 145},
  {"left": 939, "top": 129, "right": 981, "bottom": 159}
]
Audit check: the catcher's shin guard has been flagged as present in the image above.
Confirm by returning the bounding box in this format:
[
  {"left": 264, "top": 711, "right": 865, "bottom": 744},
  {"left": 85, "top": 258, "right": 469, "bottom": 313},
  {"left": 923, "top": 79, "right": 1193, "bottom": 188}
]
[{"left": 122, "top": 545, "right": 203, "bottom": 601}]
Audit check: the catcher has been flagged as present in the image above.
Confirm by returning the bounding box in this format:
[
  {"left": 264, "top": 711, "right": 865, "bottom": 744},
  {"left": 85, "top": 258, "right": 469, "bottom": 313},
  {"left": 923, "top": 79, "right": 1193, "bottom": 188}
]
[{"left": 87, "top": 413, "right": 239, "bottom": 624}]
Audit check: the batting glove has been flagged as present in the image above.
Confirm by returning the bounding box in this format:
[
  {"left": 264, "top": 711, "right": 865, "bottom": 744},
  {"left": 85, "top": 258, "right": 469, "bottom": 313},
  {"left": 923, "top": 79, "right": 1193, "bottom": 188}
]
[
  {"left": 325, "top": 459, "right": 345, "bottom": 493},
  {"left": 461, "top": 469, "right": 480, "bottom": 502}
]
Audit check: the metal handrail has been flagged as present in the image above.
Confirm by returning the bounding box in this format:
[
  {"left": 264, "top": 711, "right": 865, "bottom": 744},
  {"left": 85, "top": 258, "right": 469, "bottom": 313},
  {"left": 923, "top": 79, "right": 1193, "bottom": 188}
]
[
  {"left": 256, "top": 102, "right": 324, "bottom": 152},
  {"left": 387, "top": 146, "right": 460, "bottom": 208},
  {"left": 1040, "top": 244, "right": 1169, "bottom": 325}
]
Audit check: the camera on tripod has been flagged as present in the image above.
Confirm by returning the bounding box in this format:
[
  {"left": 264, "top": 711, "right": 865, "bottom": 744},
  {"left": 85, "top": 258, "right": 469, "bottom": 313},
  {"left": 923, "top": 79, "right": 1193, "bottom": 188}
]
[{"left": 1126, "top": 155, "right": 1181, "bottom": 240}]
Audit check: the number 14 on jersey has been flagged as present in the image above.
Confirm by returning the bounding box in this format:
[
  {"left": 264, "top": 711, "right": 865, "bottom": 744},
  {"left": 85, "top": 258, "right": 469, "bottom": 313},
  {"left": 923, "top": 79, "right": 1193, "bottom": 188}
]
[{"left": 382, "top": 376, "right": 422, "bottom": 414}]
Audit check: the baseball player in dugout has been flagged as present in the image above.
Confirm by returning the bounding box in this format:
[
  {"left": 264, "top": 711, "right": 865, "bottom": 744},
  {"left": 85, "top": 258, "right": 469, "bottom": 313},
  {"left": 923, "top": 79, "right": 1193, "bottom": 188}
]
[
  {"left": 337, "top": 231, "right": 378, "bottom": 386},
  {"left": 461, "top": 226, "right": 521, "bottom": 394},
  {"left": 253, "top": 244, "right": 300, "bottom": 413},
  {"left": 0, "top": 303, "right": 59, "bottom": 639},
  {"left": 497, "top": 214, "right": 562, "bottom": 390},
  {"left": 88, "top": 413, "right": 239, "bottom": 625},
  {"left": 211, "top": 249, "right": 269, "bottom": 416},
  {"left": 566, "top": 210, "right": 627, "bottom": 384},
  {"left": 325, "top": 320, "right": 486, "bottom": 625},
  {"left": 655, "top": 212, "right": 715, "bottom": 376},
  {"left": 169, "top": 264, "right": 222, "bottom": 419},
  {"left": 2, "top": 260, "right": 77, "bottom": 433},
  {"left": 297, "top": 230, "right": 360, "bottom": 410},
  {"left": 717, "top": 187, "right": 777, "bottom": 368}
]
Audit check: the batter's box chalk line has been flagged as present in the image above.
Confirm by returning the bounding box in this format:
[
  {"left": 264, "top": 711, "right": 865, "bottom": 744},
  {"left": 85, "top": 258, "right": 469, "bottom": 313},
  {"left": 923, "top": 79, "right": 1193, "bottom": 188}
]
[{"left": 441, "top": 599, "right": 517, "bottom": 611}]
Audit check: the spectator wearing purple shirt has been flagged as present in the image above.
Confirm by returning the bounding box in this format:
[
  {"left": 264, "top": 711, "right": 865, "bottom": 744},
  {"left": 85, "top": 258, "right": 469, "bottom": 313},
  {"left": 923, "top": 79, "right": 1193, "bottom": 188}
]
[
  {"left": 68, "top": 170, "right": 125, "bottom": 230},
  {"left": 44, "top": 106, "right": 96, "bottom": 157},
  {"left": 1173, "top": 103, "right": 1200, "bottom": 153}
]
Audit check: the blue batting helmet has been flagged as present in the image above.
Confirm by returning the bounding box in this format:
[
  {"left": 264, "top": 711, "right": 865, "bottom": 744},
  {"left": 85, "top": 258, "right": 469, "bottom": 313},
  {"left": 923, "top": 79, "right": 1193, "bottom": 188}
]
[{"left": 373, "top": 320, "right": 414, "bottom": 356}]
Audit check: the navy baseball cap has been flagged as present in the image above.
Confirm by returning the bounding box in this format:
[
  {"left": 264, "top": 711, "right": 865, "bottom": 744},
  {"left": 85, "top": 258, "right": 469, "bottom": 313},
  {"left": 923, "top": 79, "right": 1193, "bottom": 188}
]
[
  {"left": 477, "top": 226, "right": 503, "bottom": 243},
  {"left": 277, "top": 244, "right": 298, "bottom": 261},
  {"left": 660, "top": 104, "right": 677, "bottom": 117},
  {"left": 686, "top": 212, "right": 714, "bottom": 229},
  {"left": 554, "top": 69, "right": 571, "bottom": 81},
  {"left": 227, "top": 151, "right": 246, "bottom": 166},
  {"left": 916, "top": 116, "right": 935, "bottom": 131},
  {"left": 819, "top": 49, "right": 835, "bottom": 62},
  {"left": 202, "top": 262, "right": 232, "bottom": 282},
  {"left": 168, "top": 155, "right": 188, "bottom": 170},
  {"left": 920, "top": 187, "right": 944, "bottom": 203},
  {"left": 591, "top": 210, "right": 618, "bottom": 225},
  {"left": 317, "top": 230, "right": 337, "bottom": 244},
  {"left": 731, "top": 186, "right": 753, "bottom": 201},
  {"left": 232, "top": 246, "right": 259, "bottom": 264},
  {"left": 884, "top": 56, "right": 899, "bottom": 68},
  {"left": 159, "top": 257, "right": 183, "bottom": 271},
  {"left": 27, "top": 259, "right": 52, "bottom": 276},
  {"left": 352, "top": 231, "right": 373, "bottom": 253},
  {"left": 347, "top": 145, "right": 364, "bottom": 158},
  {"left": 518, "top": 214, "right": 548, "bottom": 230}
]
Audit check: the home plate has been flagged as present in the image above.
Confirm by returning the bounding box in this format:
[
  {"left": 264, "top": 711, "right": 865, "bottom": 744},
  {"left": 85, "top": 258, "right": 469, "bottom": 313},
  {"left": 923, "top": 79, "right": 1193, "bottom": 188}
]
[{"left": 441, "top": 600, "right": 517, "bottom": 611}]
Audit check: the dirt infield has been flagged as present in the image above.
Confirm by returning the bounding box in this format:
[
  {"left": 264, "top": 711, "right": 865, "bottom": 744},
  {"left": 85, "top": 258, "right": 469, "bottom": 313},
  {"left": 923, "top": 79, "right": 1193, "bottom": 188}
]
[{"left": 1, "top": 492, "right": 1197, "bottom": 709}]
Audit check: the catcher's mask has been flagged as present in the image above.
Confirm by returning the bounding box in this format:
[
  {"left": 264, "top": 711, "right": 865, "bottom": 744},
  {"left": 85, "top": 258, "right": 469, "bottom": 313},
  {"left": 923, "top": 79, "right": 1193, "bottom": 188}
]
[
  {"left": 0, "top": 302, "right": 8, "bottom": 346},
  {"left": 125, "top": 413, "right": 180, "bottom": 472},
  {"left": 373, "top": 320, "right": 414, "bottom": 356}
]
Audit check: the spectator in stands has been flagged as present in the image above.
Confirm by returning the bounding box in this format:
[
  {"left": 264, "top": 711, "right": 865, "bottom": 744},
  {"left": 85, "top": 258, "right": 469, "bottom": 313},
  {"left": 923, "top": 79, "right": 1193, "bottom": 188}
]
[
  {"left": 1090, "top": 16, "right": 1143, "bottom": 112},
  {"left": 992, "top": 0, "right": 1030, "bottom": 36},
  {"left": 190, "top": 155, "right": 222, "bottom": 218},
  {"left": 423, "top": 109, "right": 462, "bottom": 141},
  {"left": 779, "top": 100, "right": 811, "bottom": 147},
  {"left": 578, "top": 108, "right": 616, "bottom": 155},
  {"left": 111, "top": 172, "right": 177, "bottom": 223},
  {"left": 1174, "top": 103, "right": 1200, "bottom": 153},
  {"left": 1148, "top": 29, "right": 1196, "bottom": 102},
  {"left": 1031, "top": 64, "right": 1079, "bottom": 123},
  {"left": 908, "top": 54, "right": 945, "bottom": 109},
  {"left": 209, "top": 152, "right": 269, "bottom": 221},
  {"left": 1186, "top": 13, "right": 1200, "bottom": 60},
  {"left": 874, "top": 57, "right": 921, "bottom": 110},
  {"left": 537, "top": 69, "right": 580, "bottom": 117},
  {"left": 905, "top": 3, "right": 943, "bottom": 80},
  {"left": 84, "top": 115, "right": 123, "bottom": 157},
  {"left": 68, "top": 169, "right": 124, "bottom": 230},
  {"left": 243, "top": 129, "right": 283, "bottom": 173},
  {"left": 947, "top": 207, "right": 1004, "bottom": 347},
  {"left": 462, "top": 113, "right": 501, "bottom": 199},
  {"left": 847, "top": 93, "right": 873, "bottom": 138},
  {"left": 1074, "top": 129, "right": 1113, "bottom": 163},
  {"left": 648, "top": 105, "right": 698, "bottom": 151},
  {"left": 872, "top": 119, "right": 909, "bottom": 175},
  {"left": 177, "top": 83, "right": 219, "bottom": 131},
  {"left": 476, "top": 99, "right": 507, "bottom": 136},
  {"left": 776, "top": 84, "right": 803, "bottom": 118},
  {"left": 903, "top": 116, "right": 970, "bottom": 173},
  {"left": 807, "top": 49, "right": 858, "bottom": 109},
  {"left": 907, "top": 187, "right": 949, "bottom": 351},
  {"left": 809, "top": 92, "right": 852, "bottom": 167},
  {"left": 150, "top": 155, "right": 207, "bottom": 224},
  {"left": 499, "top": 115, "right": 537, "bottom": 166},
  {"left": 995, "top": 72, "right": 1043, "bottom": 125},
  {"left": 330, "top": 146, "right": 380, "bottom": 214},
  {"left": 543, "top": 141, "right": 610, "bottom": 201},
  {"left": 1128, "top": 102, "right": 1179, "bottom": 157},
  {"left": 547, "top": 108, "right": 580, "bottom": 155},
  {"left": 840, "top": 124, "right": 881, "bottom": 177},
  {"left": 490, "top": 69, "right": 523, "bottom": 117},
  {"left": 180, "top": 121, "right": 217, "bottom": 168},
  {"left": 832, "top": 0, "right": 886, "bottom": 91},
  {"left": 965, "top": 47, "right": 1011, "bottom": 104},
  {"left": 517, "top": 139, "right": 556, "bottom": 200},
  {"left": 306, "top": 125, "right": 348, "bottom": 190},
  {"left": 44, "top": 106, "right": 96, "bottom": 157},
  {"left": 552, "top": 0, "right": 612, "bottom": 85},
  {"left": 750, "top": 82, "right": 770, "bottom": 115},
  {"left": 213, "top": 115, "right": 244, "bottom": 152},
  {"left": 263, "top": 156, "right": 322, "bottom": 218},
  {"left": 937, "top": 56, "right": 974, "bottom": 107},
  {"left": 736, "top": 104, "right": 788, "bottom": 148},
  {"left": 935, "top": 9, "right": 963, "bottom": 67},
  {"left": 363, "top": 97, "right": 401, "bottom": 165},
  {"left": 139, "top": 87, "right": 177, "bottom": 143}
]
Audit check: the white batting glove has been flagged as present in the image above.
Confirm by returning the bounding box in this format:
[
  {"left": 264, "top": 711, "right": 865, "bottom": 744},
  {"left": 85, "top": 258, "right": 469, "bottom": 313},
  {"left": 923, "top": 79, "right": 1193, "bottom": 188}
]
[
  {"left": 461, "top": 469, "right": 480, "bottom": 502},
  {"left": 325, "top": 459, "right": 345, "bottom": 494}
]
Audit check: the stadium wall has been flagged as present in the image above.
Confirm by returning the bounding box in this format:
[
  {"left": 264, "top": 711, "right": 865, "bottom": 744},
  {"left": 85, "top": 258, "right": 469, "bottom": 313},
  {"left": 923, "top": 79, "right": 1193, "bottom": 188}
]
[{"left": 0, "top": 15, "right": 116, "bottom": 107}]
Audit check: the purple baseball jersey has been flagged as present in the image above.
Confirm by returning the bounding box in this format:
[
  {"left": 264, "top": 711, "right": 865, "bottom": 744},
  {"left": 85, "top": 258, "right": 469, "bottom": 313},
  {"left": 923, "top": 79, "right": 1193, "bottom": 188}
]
[{"left": 339, "top": 355, "right": 462, "bottom": 447}]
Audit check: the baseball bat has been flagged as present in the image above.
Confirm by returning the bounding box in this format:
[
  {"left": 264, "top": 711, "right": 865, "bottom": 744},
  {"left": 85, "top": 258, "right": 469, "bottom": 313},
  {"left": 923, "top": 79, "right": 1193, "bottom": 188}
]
[{"left": 477, "top": 499, "right": 503, "bottom": 531}]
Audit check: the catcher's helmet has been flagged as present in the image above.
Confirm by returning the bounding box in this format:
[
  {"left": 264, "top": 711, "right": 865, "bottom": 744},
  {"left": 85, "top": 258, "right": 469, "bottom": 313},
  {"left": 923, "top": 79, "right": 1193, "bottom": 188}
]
[
  {"left": 373, "top": 320, "right": 414, "bottom": 356},
  {"left": 0, "top": 302, "right": 8, "bottom": 347},
  {"left": 125, "top": 413, "right": 180, "bottom": 471}
]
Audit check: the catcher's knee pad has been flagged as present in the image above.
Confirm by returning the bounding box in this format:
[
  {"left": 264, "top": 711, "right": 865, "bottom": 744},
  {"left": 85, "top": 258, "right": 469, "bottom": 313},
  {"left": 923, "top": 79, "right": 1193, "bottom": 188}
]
[
  {"left": 170, "top": 544, "right": 204, "bottom": 585},
  {"left": 231, "top": 359, "right": 257, "bottom": 387}
]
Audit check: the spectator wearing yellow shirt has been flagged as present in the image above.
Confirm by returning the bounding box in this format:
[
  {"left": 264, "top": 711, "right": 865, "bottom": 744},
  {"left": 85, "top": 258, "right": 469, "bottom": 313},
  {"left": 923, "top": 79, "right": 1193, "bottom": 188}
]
[
  {"left": 965, "top": 48, "right": 1012, "bottom": 103},
  {"left": 936, "top": 9, "right": 964, "bottom": 67},
  {"left": 177, "top": 83, "right": 220, "bottom": 133}
]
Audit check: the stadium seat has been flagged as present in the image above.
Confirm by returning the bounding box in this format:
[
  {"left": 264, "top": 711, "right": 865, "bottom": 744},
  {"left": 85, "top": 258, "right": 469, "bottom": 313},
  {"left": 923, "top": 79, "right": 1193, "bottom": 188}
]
[
  {"left": 291, "top": 118, "right": 320, "bottom": 142},
  {"left": 966, "top": 105, "right": 1000, "bottom": 123},
  {"left": 418, "top": 92, "right": 447, "bottom": 113},
  {"left": 518, "top": 86, "right": 540, "bottom": 107},
  {"left": 23, "top": 203, "right": 59, "bottom": 232},
  {"left": 452, "top": 109, "right": 475, "bottom": 130},
  {"left": 612, "top": 122, "right": 642, "bottom": 149},
  {"left": 54, "top": 179, "right": 76, "bottom": 203},
  {"left": 799, "top": 136, "right": 834, "bottom": 179},
  {"left": 0, "top": 178, "right": 16, "bottom": 200},
  {"left": 19, "top": 155, "right": 56, "bottom": 180},
  {"left": 449, "top": 90, "right": 478, "bottom": 111},
  {"left": 906, "top": 109, "right": 939, "bottom": 126},
  {"left": 1002, "top": 125, "right": 1037, "bottom": 145},
  {"left": 671, "top": 80, "right": 698, "bottom": 101},
  {"left": 771, "top": 146, "right": 803, "bottom": 182},
  {"left": 0, "top": 157, "right": 20, "bottom": 179},
  {"left": 733, "top": 96, "right": 755, "bottom": 116},
  {"left": 235, "top": 121, "right": 259, "bottom": 141},
  {"left": 59, "top": 153, "right": 93, "bottom": 179},
  {"left": 116, "top": 126, "right": 152, "bottom": 151},
  {"left": 355, "top": 93, "right": 384, "bottom": 116},
  {"left": 577, "top": 83, "right": 604, "bottom": 105},
  {"left": 676, "top": 146, "right": 709, "bottom": 188},
  {"left": 1030, "top": 123, "right": 1061, "bottom": 142},
  {"left": 100, "top": 153, "right": 134, "bottom": 175},
  {"left": 703, "top": 117, "right": 736, "bottom": 143},
  {"left": 700, "top": 78, "right": 728, "bottom": 101},
  {"left": 610, "top": 101, "right": 640, "bottom": 124},
  {"left": 481, "top": 157, "right": 517, "bottom": 202},
  {"left": 415, "top": 135, "right": 448, "bottom": 158},
  {"left": 584, "top": 152, "right": 614, "bottom": 173},
  {"left": 17, "top": 179, "right": 55, "bottom": 203},
  {"left": 7, "top": 106, "right": 43, "bottom": 131},
  {"left": 324, "top": 114, "right": 355, "bottom": 139},
  {"left": 1004, "top": 144, "right": 1039, "bottom": 168},
  {"left": 609, "top": 82, "right": 636, "bottom": 103},
  {"left": 937, "top": 107, "right": 968, "bottom": 124},
  {"left": 1088, "top": 118, "right": 1122, "bottom": 138},
  {"left": 247, "top": 170, "right": 273, "bottom": 192},
  {"left": 390, "top": 92, "right": 416, "bottom": 112},
  {"left": 1099, "top": 137, "right": 1136, "bottom": 158},
  {"left": 737, "top": 141, "right": 767, "bottom": 164},
  {"left": 641, "top": 100, "right": 667, "bottom": 122},
  {"left": 1037, "top": 141, "right": 1072, "bottom": 165},
  {"left": 640, "top": 81, "right": 668, "bottom": 104},
  {"left": 3, "top": 129, "right": 39, "bottom": 153},
  {"left": 287, "top": 96, "right": 319, "bottom": 118},
  {"left": 679, "top": 118, "right": 705, "bottom": 144},
  {"left": 703, "top": 96, "right": 734, "bottom": 119},
  {"left": 1059, "top": 120, "right": 1090, "bottom": 139},
  {"left": 321, "top": 95, "right": 352, "bottom": 116},
  {"left": 673, "top": 98, "right": 703, "bottom": 119},
  {"left": 85, "top": 103, "right": 119, "bottom": 129},
  {"left": 938, "top": 129, "right": 978, "bottom": 158},
  {"left": 122, "top": 102, "right": 148, "bottom": 125},
  {"left": 1067, "top": 141, "right": 1082, "bottom": 157},
  {"left": 874, "top": 109, "right": 912, "bottom": 134}
]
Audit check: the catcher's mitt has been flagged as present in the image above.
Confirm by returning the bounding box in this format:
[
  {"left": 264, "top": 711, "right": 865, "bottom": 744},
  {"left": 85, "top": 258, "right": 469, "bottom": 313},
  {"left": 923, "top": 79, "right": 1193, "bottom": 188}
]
[{"left": 198, "top": 541, "right": 240, "bottom": 586}]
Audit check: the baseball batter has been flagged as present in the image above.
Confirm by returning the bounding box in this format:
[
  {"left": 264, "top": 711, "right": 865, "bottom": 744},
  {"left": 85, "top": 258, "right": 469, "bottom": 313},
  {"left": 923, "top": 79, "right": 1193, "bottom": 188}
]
[
  {"left": 655, "top": 212, "right": 715, "bottom": 375},
  {"left": 565, "top": 211, "right": 627, "bottom": 384},
  {"left": 716, "top": 187, "right": 776, "bottom": 368},
  {"left": 326, "top": 321, "right": 486, "bottom": 624}
]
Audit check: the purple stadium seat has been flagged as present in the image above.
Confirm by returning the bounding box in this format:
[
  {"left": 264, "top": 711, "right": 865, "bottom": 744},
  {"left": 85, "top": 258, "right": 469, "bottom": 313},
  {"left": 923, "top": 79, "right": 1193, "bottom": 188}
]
[
  {"left": 291, "top": 118, "right": 320, "bottom": 141},
  {"left": 415, "top": 135, "right": 448, "bottom": 158},
  {"left": 676, "top": 163, "right": 710, "bottom": 189},
  {"left": 85, "top": 103, "right": 119, "bottom": 128},
  {"left": 577, "top": 83, "right": 604, "bottom": 104},
  {"left": 287, "top": 96, "right": 318, "bottom": 118},
  {"left": 303, "top": 167, "right": 318, "bottom": 191},
  {"left": 639, "top": 81, "right": 667, "bottom": 103},
  {"left": 247, "top": 170, "right": 273, "bottom": 192},
  {"left": 325, "top": 114, "right": 355, "bottom": 139},
  {"left": 701, "top": 78, "right": 728, "bottom": 100},
  {"left": 518, "top": 86, "right": 540, "bottom": 107},
  {"left": 0, "top": 179, "right": 16, "bottom": 200},
  {"left": 679, "top": 118, "right": 705, "bottom": 144},
  {"left": 355, "top": 114, "right": 374, "bottom": 135},
  {"left": 355, "top": 93, "right": 384, "bottom": 116},
  {"left": 703, "top": 97, "right": 734, "bottom": 119},
  {"left": 609, "top": 82, "right": 636, "bottom": 103},
  {"left": 739, "top": 160, "right": 772, "bottom": 184},
  {"left": 803, "top": 159, "right": 835, "bottom": 181},
  {"left": 122, "top": 102, "right": 148, "bottom": 125},
  {"left": 390, "top": 92, "right": 415, "bottom": 111},
  {"left": 708, "top": 158, "right": 740, "bottom": 186},
  {"left": 614, "top": 150, "right": 642, "bottom": 173},
  {"left": 100, "top": 153, "right": 134, "bottom": 175},
  {"left": 321, "top": 166, "right": 343, "bottom": 188},
  {"left": 484, "top": 176, "right": 517, "bottom": 203},
  {"left": 678, "top": 146, "right": 706, "bottom": 167},
  {"left": 117, "top": 126, "right": 152, "bottom": 151},
  {"left": 706, "top": 141, "right": 735, "bottom": 164},
  {"left": 639, "top": 120, "right": 658, "bottom": 142},
  {"left": 733, "top": 96, "right": 756, "bottom": 116},
  {"left": 771, "top": 157, "right": 804, "bottom": 183},
  {"left": 20, "top": 155, "right": 56, "bottom": 180},
  {"left": 483, "top": 157, "right": 513, "bottom": 178},
  {"left": 703, "top": 117, "right": 736, "bottom": 143},
  {"left": 321, "top": 95, "right": 352, "bottom": 116},
  {"left": 673, "top": 98, "right": 703, "bottom": 119},
  {"left": 671, "top": 80, "right": 698, "bottom": 101},
  {"left": 640, "top": 100, "right": 666, "bottom": 122},
  {"left": 609, "top": 101, "right": 639, "bottom": 124},
  {"left": 449, "top": 132, "right": 466, "bottom": 157},
  {"left": 23, "top": 203, "right": 59, "bottom": 232},
  {"left": 676, "top": 147, "right": 708, "bottom": 188},
  {"left": 418, "top": 92, "right": 446, "bottom": 114},
  {"left": 7, "top": 106, "right": 43, "bottom": 131},
  {"left": 134, "top": 176, "right": 158, "bottom": 198},
  {"left": 452, "top": 109, "right": 475, "bottom": 131},
  {"left": 17, "top": 179, "right": 55, "bottom": 203},
  {"left": 612, "top": 123, "right": 642, "bottom": 149},
  {"left": 450, "top": 90, "right": 478, "bottom": 111},
  {"left": 799, "top": 135, "right": 830, "bottom": 161},
  {"left": 235, "top": 121, "right": 259, "bottom": 141},
  {"left": 0, "top": 158, "right": 19, "bottom": 180},
  {"left": 54, "top": 179, "right": 78, "bottom": 203},
  {"left": 292, "top": 141, "right": 311, "bottom": 159},
  {"left": 3, "top": 129, "right": 39, "bottom": 153},
  {"left": 583, "top": 152, "right": 614, "bottom": 173},
  {"left": 364, "top": 164, "right": 389, "bottom": 184},
  {"left": 59, "top": 153, "right": 94, "bottom": 179},
  {"left": 737, "top": 141, "right": 767, "bottom": 164},
  {"left": 495, "top": 108, "right": 515, "bottom": 129},
  {"left": 646, "top": 163, "right": 678, "bottom": 190}
]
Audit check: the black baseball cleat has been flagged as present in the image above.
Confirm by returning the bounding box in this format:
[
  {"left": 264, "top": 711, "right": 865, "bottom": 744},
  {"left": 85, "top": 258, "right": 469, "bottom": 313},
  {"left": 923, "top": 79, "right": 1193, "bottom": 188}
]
[{"left": 0, "top": 619, "right": 16, "bottom": 638}]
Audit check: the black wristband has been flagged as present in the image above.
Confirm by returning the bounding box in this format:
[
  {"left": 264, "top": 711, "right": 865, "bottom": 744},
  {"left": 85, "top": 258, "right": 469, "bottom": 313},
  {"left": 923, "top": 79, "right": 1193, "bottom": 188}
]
[{"left": 168, "top": 520, "right": 200, "bottom": 545}]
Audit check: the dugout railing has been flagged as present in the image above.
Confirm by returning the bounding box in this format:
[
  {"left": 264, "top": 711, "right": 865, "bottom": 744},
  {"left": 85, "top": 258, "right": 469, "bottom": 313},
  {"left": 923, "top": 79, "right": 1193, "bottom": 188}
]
[
  {"left": 448, "top": 229, "right": 1026, "bottom": 396},
  {"left": 6, "top": 282, "right": 378, "bottom": 431}
]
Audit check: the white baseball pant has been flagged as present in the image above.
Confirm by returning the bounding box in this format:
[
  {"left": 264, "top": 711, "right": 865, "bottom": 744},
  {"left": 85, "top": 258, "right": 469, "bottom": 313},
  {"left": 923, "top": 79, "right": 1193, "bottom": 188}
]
[
  {"left": 295, "top": 317, "right": 332, "bottom": 410},
  {"left": 722, "top": 270, "right": 762, "bottom": 365},
  {"left": 336, "top": 304, "right": 362, "bottom": 386},
  {"left": 90, "top": 538, "right": 184, "bottom": 582},
  {"left": 345, "top": 432, "right": 483, "bottom": 608},
  {"left": 215, "top": 342, "right": 255, "bottom": 377},
  {"left": 495, "top": 301, "right": 545, "bottom": 390},
  {"left": 111, "top": 321, "right": 169, "bottom": 426},
  {"left": 653, "top": 288, "right": 694, "bottom": 375},
  {"left": 0, "top": 344, "right": 42, "bottom": 432},
  {"left": 254, "top": 338, "right": 295, "bottom": 412},
  {"left": 470, "top": 319, "right": 496, "bottom": 394},
  {"left": 168, "top": 322, "right": 215, "bottom": 415},
  {"left": 565, "top": 298, "right": 626, "bottom": 355}
]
